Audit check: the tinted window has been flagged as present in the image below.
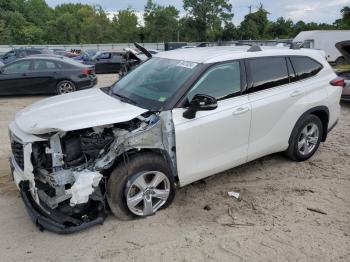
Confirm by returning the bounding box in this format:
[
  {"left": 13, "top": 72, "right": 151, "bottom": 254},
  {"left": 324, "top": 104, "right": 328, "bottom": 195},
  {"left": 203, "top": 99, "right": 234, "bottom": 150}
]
[
  {"left": 290, "top": 56, "right": 322, "bottom": 80},
  {"left": 249, "top": 57, "right": 289, "bottom": 92},
  {"left": 187, "top": 62, "right": 241, "bottom": 101},
  {"left": 99, "top": 53, "right": 111, "bottom": 59},
  {"left": 3, "top": 60, "right": 31, "bottom": 73},
  {"left": 33, "top": 60, "right": 57, "bottom": 70}
]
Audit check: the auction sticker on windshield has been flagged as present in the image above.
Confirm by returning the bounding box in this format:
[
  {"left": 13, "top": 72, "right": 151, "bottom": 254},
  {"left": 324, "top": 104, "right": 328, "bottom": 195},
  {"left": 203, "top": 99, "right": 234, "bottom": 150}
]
[{"left": 176, "top": 61, "right": 198, "bottom": 69}]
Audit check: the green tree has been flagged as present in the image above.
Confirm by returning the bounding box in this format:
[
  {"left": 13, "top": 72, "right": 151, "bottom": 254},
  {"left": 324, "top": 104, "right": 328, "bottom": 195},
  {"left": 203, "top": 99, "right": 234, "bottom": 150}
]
[
  {"left": 112, "top": 9, "right": 138, "bottom": 42},
  {"left": 183, "top": 0, "right": 233, "bottom": 41},
  {"left": 268, "top": 17, "right": 294, "bottom": 38},
  {"left": 144, "top": 0, "right": 179, "bottom": 42}
]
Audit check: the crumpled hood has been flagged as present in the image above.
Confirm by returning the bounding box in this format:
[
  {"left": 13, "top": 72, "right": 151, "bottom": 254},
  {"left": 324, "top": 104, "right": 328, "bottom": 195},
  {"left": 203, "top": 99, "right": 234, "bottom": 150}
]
[{"left": 15, "top": 88, "right": 147, "bottom": 134}]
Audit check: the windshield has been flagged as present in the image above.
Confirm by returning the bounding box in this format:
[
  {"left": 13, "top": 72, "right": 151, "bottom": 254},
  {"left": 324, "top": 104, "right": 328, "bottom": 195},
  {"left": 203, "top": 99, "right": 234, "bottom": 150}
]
[{"left": 112, "top": 58, "right": 199, "bottom": 110}]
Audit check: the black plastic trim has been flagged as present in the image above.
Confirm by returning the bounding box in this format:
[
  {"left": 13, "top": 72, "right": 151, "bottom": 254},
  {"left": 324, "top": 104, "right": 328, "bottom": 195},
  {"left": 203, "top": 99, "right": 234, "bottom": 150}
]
[
  {"left": 288, "top": 106, "right": 330, "bottom": 144},
  {"left": 19, "top": 181, "right": 105, "bottom": 234},
  {"left": 328, "top": 120, "right": 338, "bottom": 133}
]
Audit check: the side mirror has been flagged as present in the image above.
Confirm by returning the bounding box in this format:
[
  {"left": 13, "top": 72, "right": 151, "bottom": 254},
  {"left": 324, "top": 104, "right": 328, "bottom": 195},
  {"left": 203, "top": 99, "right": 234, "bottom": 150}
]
[{"left": 183, "top": 94, "right": 218, "bottom": 119}]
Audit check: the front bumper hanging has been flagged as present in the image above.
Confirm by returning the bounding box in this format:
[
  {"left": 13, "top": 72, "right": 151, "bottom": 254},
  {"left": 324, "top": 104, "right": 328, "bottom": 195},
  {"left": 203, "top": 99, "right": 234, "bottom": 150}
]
[{"left": 19, "top": 181, "right": 105, "bottom": 234}]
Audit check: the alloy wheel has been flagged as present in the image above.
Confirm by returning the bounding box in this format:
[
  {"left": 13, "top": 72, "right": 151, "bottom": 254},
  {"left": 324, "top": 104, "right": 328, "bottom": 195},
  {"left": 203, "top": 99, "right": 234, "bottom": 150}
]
[
  {"left": 298, "top": 123, "right": 319, "bottom": 156},
  {"left": 126, "top": 171, "right": 170, "bottom": 216},
  {"left": 58, "top": 81, "right": 75, "bottom": 94}
]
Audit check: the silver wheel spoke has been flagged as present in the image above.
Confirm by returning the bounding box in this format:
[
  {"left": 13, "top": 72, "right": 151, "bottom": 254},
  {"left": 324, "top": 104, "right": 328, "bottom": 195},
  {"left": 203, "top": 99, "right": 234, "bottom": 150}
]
[
  {"left": 153, "top": 189, "right": 170, "bottom": 201},
  {"left": 143, "top": 197, "right": 153, "bottom": 216},
  {"left": 308, "top": 136, "right": 318, "bottom": 145},
  {"left": 150, "top": 172, "right": 164, "bottom": 188},
  {"left": 308, "top": 125, "right": 317, "bottom": 136},
  {"left": 133, "top": 175, "right": 148, "bottom": 191},
  {"left": 127, "top": 192, "right": 143, "bottom": 209},
  {"left": 298, "top": 139, "right": 306, "bottom": 150}
]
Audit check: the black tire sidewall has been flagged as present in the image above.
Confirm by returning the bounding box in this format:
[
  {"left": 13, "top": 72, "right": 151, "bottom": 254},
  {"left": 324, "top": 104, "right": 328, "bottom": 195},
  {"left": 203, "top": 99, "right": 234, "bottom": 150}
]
[{"left": 107, "top": 152, "right": 175, "bottom": 220}]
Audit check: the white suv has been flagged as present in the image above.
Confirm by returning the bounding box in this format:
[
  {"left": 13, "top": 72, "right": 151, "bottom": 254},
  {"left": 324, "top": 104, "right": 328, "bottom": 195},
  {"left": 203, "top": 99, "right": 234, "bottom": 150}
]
[{"left": 9, "top": 46, "right": 343, "bottom": 233}]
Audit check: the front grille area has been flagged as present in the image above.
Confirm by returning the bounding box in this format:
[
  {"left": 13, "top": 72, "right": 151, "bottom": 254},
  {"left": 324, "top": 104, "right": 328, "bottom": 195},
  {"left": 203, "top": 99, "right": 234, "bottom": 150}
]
[{"left": 11, "top": 141, "right": 24, "bottom": 170}]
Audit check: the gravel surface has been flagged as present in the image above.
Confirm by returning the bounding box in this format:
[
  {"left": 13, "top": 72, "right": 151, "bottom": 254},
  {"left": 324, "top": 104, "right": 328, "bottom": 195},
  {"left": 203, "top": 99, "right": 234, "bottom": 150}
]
[{"left": 0, "top": 74, "right": 349, "bottom": 261}]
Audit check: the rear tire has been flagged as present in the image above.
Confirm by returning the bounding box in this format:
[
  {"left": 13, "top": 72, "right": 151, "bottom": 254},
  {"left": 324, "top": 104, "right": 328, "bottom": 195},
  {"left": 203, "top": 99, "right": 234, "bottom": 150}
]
[
  {"left": 107, "top": 152, "right": 175, "bottom": 220},
  {"left": 56, "top": 80, "right": 76, "bottom": 95},
  {"left": 286, "top": 115, "right": 323, "bottom": 161}
]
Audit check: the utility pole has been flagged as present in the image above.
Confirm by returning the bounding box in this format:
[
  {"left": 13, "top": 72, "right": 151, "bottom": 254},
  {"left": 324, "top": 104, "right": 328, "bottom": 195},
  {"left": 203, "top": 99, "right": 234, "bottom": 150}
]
[{"left": 248, "top": 5, "right": 252, "bottom": 14}]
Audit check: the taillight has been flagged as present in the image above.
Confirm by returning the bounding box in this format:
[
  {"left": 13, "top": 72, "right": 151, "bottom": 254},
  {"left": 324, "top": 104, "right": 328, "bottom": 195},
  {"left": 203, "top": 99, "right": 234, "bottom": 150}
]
[
  {"left": 330, "top": 77, "right": 345, "bottom": 87},
  {"left": 82, "top": 68, "right": 95, "bottom": 75}
]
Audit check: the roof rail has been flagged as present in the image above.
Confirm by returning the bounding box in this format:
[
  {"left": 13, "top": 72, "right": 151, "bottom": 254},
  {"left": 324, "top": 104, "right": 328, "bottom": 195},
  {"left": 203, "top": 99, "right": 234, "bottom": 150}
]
[{"left": 247, "top": 45, "right": 262, "bottom": 52}]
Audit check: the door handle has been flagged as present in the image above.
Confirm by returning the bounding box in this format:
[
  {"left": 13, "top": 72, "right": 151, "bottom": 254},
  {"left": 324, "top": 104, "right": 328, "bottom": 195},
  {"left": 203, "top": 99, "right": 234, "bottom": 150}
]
[
  {"left": 290, "top": 89, "right": 303, "bottom": 97},
  {"left": 233, "top": 107, "right": 250, "bottom": 115}
]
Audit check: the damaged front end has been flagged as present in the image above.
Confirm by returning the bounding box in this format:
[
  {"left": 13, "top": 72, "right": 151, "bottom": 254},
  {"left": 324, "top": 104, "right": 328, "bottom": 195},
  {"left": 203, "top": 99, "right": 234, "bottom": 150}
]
[{"left": 9, "top": 111, "right": 176, "bottom": 233}]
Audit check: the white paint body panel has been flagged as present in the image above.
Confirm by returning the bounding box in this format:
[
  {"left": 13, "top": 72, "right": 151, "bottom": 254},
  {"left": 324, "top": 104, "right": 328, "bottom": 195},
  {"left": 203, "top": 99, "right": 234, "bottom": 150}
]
[
  {"left": 14, "top": 88, "right": 147, "bottom": 134},
  {"left": 173, "top": 96, "right": 251, "bottom": 186}
]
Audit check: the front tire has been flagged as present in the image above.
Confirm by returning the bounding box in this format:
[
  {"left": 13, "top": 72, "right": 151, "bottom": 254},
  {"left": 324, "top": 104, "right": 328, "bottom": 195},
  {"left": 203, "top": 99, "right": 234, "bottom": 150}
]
[
  {"left": 286, "top": 115, "right": 323, "bottom": 161},
  {"left": 56, "top": 80, "right": 76, "bottom": 95},
  {"left": 107, "top": 152, "right": 175, "bottom": 220}
]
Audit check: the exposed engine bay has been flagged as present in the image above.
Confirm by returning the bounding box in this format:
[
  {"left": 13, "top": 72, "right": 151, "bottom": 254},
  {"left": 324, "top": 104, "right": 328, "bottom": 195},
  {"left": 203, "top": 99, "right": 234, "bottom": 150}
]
[{"left": 15, "top": 111, "right": 176, "bottom": 233}]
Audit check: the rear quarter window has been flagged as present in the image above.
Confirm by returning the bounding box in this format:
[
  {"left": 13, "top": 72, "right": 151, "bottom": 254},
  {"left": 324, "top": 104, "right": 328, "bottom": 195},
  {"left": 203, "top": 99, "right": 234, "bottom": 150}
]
[{"left": 289, "top": 56, "right": 323, "bottom": 80}]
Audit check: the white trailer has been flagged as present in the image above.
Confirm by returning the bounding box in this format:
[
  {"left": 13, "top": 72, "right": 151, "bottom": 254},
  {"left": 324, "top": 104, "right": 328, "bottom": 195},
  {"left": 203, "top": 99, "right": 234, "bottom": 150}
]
[{"left": 293, "top": 30, "right": 350, "bottom": 64}]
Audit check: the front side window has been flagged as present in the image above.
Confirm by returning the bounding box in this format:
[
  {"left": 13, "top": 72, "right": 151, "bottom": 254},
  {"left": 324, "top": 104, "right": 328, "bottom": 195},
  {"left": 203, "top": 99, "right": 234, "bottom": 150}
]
[
  {"left": 3, "top": 60, "right": 31, "bottom": 73},
  {"left": 187, "top": 62, "right": 241, "bottom": 101},
  {"left": 290, "top": 56, "right": 322, "bottom": 80},
  {"left": 249, "top": 57, "right": 289, "bottom": 92},
  {"left": 112, "top": 58, "right": 199, "bottom": 110}
]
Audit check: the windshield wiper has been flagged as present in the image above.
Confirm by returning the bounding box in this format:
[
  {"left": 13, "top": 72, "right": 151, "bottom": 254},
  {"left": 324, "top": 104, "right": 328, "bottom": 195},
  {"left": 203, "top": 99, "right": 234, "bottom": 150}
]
[{"left": 113, "top": 93, "right": 138, "bottom": 105}]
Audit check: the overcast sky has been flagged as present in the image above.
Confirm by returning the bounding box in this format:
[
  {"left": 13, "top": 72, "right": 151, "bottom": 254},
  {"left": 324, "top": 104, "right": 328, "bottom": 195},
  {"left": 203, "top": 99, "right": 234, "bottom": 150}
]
[{"left": 46, "top": 0, "right": 349, "bottom": 24}]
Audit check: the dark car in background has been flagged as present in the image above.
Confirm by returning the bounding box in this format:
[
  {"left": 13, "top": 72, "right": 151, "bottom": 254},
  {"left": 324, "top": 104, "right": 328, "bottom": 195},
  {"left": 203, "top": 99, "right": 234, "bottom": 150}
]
[
  {"left": 73, "top": 49, "right": 98, "bottom": 62},
  {"left": 0, "top": 48, "right": 53, "bottom": 64},
  {"left": 87, "top": 50, "right": 129, "bottom": 73},
  {"left": 0, "top": 56, "right": 97, "bottom": 95}
]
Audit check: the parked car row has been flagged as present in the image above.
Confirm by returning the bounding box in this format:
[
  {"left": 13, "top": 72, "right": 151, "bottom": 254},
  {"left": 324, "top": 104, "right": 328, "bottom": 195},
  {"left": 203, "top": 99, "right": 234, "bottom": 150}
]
[
  {"left": 0, "top": 55, "right": 97, "bottom": 95},
  {"left": 0, "top": 43, "right": 157, "bottom": 96}
]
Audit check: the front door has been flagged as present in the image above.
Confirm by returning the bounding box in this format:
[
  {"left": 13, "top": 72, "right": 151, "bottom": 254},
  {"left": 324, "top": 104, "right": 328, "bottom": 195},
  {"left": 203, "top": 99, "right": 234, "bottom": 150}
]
[
  {"left": 0, "top": 60, "right": 32, "bottom": 95},
  {"left": 172, "top": 61, "right": 252, "bottom": 186}
]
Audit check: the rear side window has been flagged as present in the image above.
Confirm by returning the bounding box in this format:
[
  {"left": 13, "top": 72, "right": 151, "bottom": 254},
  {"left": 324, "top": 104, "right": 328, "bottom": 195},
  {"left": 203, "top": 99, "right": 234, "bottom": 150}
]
[
  {"left": 33, "top": 60, "right": 58, "bottom": 70},
  {"left": 289, "top": 56, "right": 322, "bottom": 80},
  {"left": 249, "top": 57, "right": 289, "bottom": 92}
]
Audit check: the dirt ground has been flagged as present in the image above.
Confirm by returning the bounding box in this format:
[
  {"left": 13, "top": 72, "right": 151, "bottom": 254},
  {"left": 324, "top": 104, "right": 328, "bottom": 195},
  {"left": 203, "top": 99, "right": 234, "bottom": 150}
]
[{"left": 0, "top": 74, "right": 349, "bottom": 261}]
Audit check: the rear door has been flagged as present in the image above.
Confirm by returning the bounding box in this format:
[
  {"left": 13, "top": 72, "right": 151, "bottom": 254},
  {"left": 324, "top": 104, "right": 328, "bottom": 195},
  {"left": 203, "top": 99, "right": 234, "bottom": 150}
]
[
  {"left": 172, "top": 61, "right": 251, "bottom": 186},
  {"left": 0, "top": 60, "right": 33, "bottom": 95},
  {"left": 246, "top": 56, "right": 308, "bottom": 161},
  {"left": 110, "top": 52, "right": 125, "bottom": 72},
  {"left": 96, "top": 52, "right": 111, "bottom": 73},
  {"left": 28, "top": 59, "right": 59, "bottom": 94}
]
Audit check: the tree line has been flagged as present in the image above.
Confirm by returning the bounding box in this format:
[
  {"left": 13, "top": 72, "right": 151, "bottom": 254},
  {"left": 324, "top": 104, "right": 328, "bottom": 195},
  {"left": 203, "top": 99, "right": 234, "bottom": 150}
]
[{"left": 0, "top": 0, "right": 349, "bottom": 45}]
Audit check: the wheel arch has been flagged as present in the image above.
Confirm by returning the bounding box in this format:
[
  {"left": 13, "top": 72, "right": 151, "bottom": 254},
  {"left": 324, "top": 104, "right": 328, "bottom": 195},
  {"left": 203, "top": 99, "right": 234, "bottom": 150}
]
[
  {"left": 289, "top": 106, "right": 329, "bottom": 144},
  {"left": 102, "top": 148, "right": 178, "bottom": 183}
]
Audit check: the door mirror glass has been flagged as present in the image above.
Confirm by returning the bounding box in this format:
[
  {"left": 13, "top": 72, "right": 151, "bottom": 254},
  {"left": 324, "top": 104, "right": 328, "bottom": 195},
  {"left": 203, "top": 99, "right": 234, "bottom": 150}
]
[{"left": 183, "top": 94, "right": 218, "bottom": 119}]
